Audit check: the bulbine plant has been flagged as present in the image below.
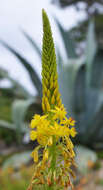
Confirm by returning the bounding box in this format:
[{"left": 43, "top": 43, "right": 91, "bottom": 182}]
[{"left": 27, "top": 10, "right": 77, "bottom": 190}]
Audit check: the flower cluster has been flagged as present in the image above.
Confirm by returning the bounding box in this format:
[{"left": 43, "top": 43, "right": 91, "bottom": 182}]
[
  {"left": 30, "top": 106, "right": 76, "bottom": 147},
  {"left": 28, "top": 105, "right": 76, "bottom": 189}
]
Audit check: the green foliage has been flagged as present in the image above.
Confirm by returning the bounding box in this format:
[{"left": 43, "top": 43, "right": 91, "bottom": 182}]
[
  {"left": 96, "top": 179, "right": 103, "bottom": 186},
  {"left": 52, "top": 0, "right": 103, "bottom": 18},
  {"left": 0, "top": 128, "right": 17, "bottom": 145},
  {"left": 52, "top": 1, "right": 103, "bottom": 57},
  {"left": 52, "top": 0, "right": 103, "bottom": 8},
  {"left": 97, "top": 151, "right": 103, "bottom": 159},
  {"left": 0, "top": 89, "right": 16, "bottom": 144},
  {"left": 57, "top": 20, "right": 103, "bottom": 148},
  {"left": 0, "top": 99, "right": 35, "bottom": 144},
  {"left": 21, "top": 29, "right": 41, "bottom": 58},
  {"left": 54, "top": 17, "right": 77, "bottom": 58},
  {"left": 69, "top": 14, "right": 103, "bottom": 49},
  {"left": 0, "top": 67, "right": 31, "bottom": 99},
  {"left": 0, "top": 69, "right": 42, "bottom": 144},
  {"left": 12, "top": 99, "right": 34, "bottom": 143},
  {"left": 0, "top": 49, "right": 41, "bottom": 143},
  {"left": 0, "top": 95, "right": 12, "bottom": 122},
  {"left": 0, "top": 41, "right": 42, "bottom": 97},
  {"left": 85, "top": 20, "right": 97, "bottom": 86}
]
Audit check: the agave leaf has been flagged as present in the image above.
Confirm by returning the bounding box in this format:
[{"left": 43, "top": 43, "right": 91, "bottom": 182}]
[
  {"left": 84, "top": 92, "right": 103, "bottom": 145},
  {"left": 72, "top": 62, "right": 87, "bottom": 138},
  {"left": 81, "top": 88, "right": 100, "bottom": 140},
  {"left": 58, "top": 57, "right": 85, "bottom": 115},
  {"left": 21, "top": 29, "right": 41, "bottom": 58},
  {"left": 0, "top": 40, "right": 42, "bottom": 97},
  {"left": 0, "top": 67, "right": 31, "bottom": 98},
  {"left": 73, "top": 64, "right": 86, "bottom": 113},
  {"left": 59, "top": 58, "right": 86, "bottom": 137},
  {"left": 84, "top": 49, "right": 103, "bottom": 134},
  {"left": 12, "top": 99, "right": 34, "bottom": 132},
  {"left": 84, "top": 92, "right": 103, "bottom": 138},
  {"left": 7, "top": 77, "right": 32, "bottom": 99},
  {"left": 54, "top": 17, "right": 77, "bottom": 58},
  {"left": 9, "top": 77, "right": 32, "bottom": 98},
  {"left": 85, "top": 20, "right": 97, "bottom": 86},
  {"left": 0, "top": 120, "right": 15, "bottom": 130},
  {"left": 90, "top": 49, "right": 103, "bottom": 89}
]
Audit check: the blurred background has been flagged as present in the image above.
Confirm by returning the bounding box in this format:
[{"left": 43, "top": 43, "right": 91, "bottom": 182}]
[{"left": 0, "top": 0, "right": 103, "bottom": 189}]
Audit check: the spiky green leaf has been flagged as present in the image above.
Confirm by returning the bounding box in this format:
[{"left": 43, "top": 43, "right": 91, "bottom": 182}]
[
  {"left": 90, "top": 49, "right": 103, "bottom": 89},
  {"left": 21, "top": 29, "right": 41, "bottom": 58},
  {"left": 0, "top": 40, "right": 42, "bottom": 97},
  {"left": 58, "top": 57, "right": 85, "bottom": 114},
  {"left": 54, "top": 17, "right": 76, "bottom": 58},
  {"left": 86, "top": 20, "right": 97, "bottom": 86},
  {"left": 12, "top": 99, "right": 34, "bottom": 132},
  {"left": 84, "top": 93, "right": 103, "bottom": 145},
  {"left": 0, "top": 120, "right": 15, "bottom": 130}
]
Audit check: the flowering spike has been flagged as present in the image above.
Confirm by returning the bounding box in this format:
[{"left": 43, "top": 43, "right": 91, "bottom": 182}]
[
  {"left": 28, "top": 9, "right": 77, "bottom": 190},
  {"left": 42, "top": 9, "right": 62, "bottom": 113}
]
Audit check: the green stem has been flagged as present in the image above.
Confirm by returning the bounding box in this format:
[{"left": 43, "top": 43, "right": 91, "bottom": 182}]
[
  {"left": 49, "top": 136, "right": 57, "bottom": 189},
  {"left": 51, "top": 136, "right": 56, "bottom": 171}
]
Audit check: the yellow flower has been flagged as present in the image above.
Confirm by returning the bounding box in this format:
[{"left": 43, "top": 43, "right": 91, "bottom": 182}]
[
  {"left": 31, "top": 149, "right": 38, "bottom": 163},
  {"left": 30, "top": 131, "right": 37, "bottom": 141},
  {"left": 61, "top": 117, "right": 76, "bottom": 127},
  {"left": 53, "top": 122, "right": 70, "bottom": 137},
  {"left": 43, "top": 150, "right": 49, "bottom": 162},
  {"left": 51, "top": 106, "right": 67, "bottom": 120},
  {"left": 47, "top": 136, "right": 53, "bottom": 146},
  {"left": 70, "top": 127, "right": 77, "bottom": 137},
  {"left": 66, "top": 137, "right": 74, "bottom": 150},
  {"left": 37, "top": 134, "right": 48, "bottom": 146},
  {"left": 70, "top": 149, "right": 75, "bottom": 158},
  {"left": 30, "top": 109, "right": 76, "bottom": 146},
  {"left": 68, "top": 117, "right": 76, "bottom": 126},
  {"left": 30, "top": 114, "right": 48, "bottom": 129}
]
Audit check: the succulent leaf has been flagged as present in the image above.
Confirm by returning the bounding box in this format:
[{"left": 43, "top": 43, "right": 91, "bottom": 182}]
[
  {"left": 21, "top": 29, "right": 41, "bottom": 58},
  {"left": 54, "top": 17, "right": 77, "bottom": 58},
  {"left": 86, "top": 20, "right": 97, "bottom": 86},
  {"left": 0, "top": 40, "right": 42, "bottom": 97}
]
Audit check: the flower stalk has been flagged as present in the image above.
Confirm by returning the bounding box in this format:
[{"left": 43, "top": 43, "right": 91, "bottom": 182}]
[{"left": 27, "top": 9, "right": 77, "bottom": 190}]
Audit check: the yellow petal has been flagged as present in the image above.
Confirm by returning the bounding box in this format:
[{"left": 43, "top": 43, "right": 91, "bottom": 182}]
[
  {"left": 47, "top": 136, "right": 53, "bottom": 146},
  {"left": 68, "top": 117, "right": 76, "bottom": 126},
  {"left": 30, "top": 131, "right": 37, "bottom": 141},
  {"left": 70, "top": 128, "right": 77, "bottom": 137},
  {"left": 43, "top": 150, "right": 49, "bottom": 162},
  {"left": 30, "top": 119, "right": 36, "bottom": 128},
  {"left": 31, "top": 149, "right": 38, "bottom": 162}
]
